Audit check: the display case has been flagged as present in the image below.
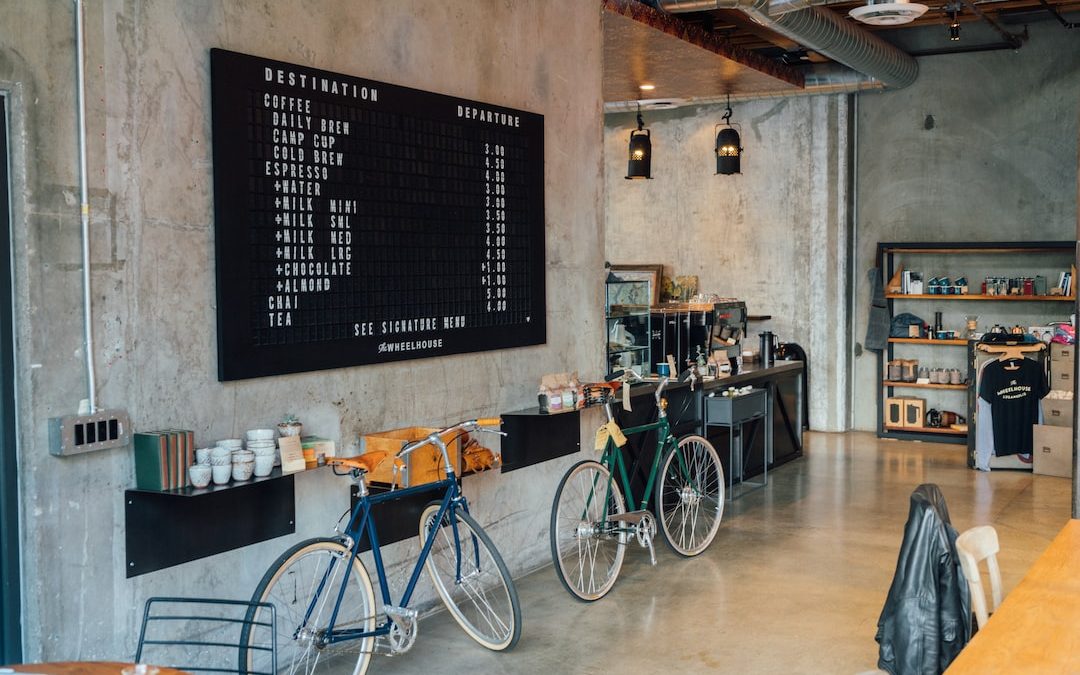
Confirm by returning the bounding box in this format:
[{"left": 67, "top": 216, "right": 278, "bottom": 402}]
[{"left": 606, "top": 276, "right": 652, "bottom": 378}]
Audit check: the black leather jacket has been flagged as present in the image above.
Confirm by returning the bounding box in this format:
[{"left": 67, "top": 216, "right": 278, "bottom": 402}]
[{"left": 876, "top": 484, "right": 971, "bottom": 674}]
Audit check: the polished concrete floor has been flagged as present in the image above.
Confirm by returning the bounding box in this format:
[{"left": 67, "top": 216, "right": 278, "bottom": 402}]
[{"left": 371, "top": 431, "right": 1073, "bottom": 674}]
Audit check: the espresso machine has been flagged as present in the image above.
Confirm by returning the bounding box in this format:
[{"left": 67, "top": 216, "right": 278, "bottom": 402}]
[{"left": 650, "top": 299, "right": 746, "bottom": 373}]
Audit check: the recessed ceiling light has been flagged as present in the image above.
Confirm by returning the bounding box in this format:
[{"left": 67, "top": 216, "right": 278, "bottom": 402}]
[{"left": 639, "top": 84, "right": 656, "bottom": 91}]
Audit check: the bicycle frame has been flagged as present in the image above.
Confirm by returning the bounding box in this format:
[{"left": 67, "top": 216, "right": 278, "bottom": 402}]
[
  {"left": 600, "top": 415, "right": 676, "bottom": 512},
  {"left": 306, "top": 474, "right": 471, "bottom": 647}
]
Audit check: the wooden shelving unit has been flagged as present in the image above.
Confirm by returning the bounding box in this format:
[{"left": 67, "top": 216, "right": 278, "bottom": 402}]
[
  {"left": 876, "top": 240, "right": 1075, "bottom": 448},
  {"left": 884, "top": 425, "right": 967, "bottom": 436},
  {"left": 882, "top": 380, "right": 967, "bottom": 391},
  {"left": 886, "top": 294, "right": 1074, "bottom": 302},
  {"left": 888, "top": 337, "right": 968, "bottom": 346}
]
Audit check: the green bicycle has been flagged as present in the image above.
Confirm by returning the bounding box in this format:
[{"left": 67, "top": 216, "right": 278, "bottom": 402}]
[{"left": 550, "top": 376, "right": 725, "bottom": 601}]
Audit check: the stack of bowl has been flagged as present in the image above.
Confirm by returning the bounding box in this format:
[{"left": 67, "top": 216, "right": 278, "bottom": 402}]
[
  {"left": 232, "top": 449, "right": 255, "bottom": 481},
  {"left": 189, "top": 449, "right": 212, "bottom": 488},
  {"left": 246, "top": 428, "right": 277, "bottom": 477},
  {"left": 209, "top": 445, "right": 234, "bottom": 485}
]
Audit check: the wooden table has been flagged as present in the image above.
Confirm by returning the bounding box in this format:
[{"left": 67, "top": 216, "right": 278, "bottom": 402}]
[
  {"left": 947, "top": 519, "right": 1080, "bottom": 674},
  {"left": 3, "top": 663, "right": 186, "bottom": 675}
]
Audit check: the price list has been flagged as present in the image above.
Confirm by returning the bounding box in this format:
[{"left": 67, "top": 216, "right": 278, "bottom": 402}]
[{"left": 210, "top": 49, "right": 545, "bottom": 380}]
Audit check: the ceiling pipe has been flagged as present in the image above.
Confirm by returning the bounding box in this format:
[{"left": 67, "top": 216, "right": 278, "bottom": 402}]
[
  {"left": 767, "top": 0, "right": 851, "bottom": 15},
  {"left": 73, "top": 0, "right": 97, "bottom": 413},
  {"left": 657, "top": 0, "right": 919, "bottom": 90}
]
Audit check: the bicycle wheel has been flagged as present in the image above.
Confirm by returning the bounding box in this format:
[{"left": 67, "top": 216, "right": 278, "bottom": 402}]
[
  {"left": 550, "top": 459, "right": 627, "bottom": 601},
  {"left": 656, "top": 434, "right": 724, "bottom": 557},
  {"left": 419, "top": 503, "right": 521, "bottom": 651},
  {"left": 243, "top": 537, "right": 376, "bottom": 675}
]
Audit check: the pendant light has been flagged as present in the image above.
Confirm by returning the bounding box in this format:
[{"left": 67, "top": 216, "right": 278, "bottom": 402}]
[
  {"left": 625, "top": 104, "right": 652, "bottom": 180},
  {"left": 948, "top": 7, "right": 961, "bottom": 40},
  {"left": 715, "top": 94, "right": 742, "bottom": 176}
]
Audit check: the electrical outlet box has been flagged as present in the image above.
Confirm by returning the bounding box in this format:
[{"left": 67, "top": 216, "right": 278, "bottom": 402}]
[{"left": 49, "top": 408, "right": 131, "bottom": 456}]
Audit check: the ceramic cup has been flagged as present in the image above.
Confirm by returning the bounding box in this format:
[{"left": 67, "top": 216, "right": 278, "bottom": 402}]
[
  {"left": 251, "top": 444, "right": 276, "bottom": 457},
  {"left": 277, "top": 422, "right": 303, "bottom": 437},
  {"left": 195, "top": 447, "right": 212, "bottom": 465},
  {"left": 211, "top": 463, "right": 231, "bottom": 485},
  {"left": 232, "top": 449, "right": 255, "bottom": 464},
  {"left": 217, "top": 438, "right": 244, "bottom": 450},
  {"left": 210, "top": 446, "right": 232, "bottom": 465},
  {"left": 246, "top": 428, "right": 275, "bottom": 441},
  {"left": 188, "top": 463, "right": 212, "bottom": 488},
  {"left": 232, "top": 460, "right": 255, "bottom": 481},
  {"left": 253, "top": 455, "right": 275, "bottom": 477}
]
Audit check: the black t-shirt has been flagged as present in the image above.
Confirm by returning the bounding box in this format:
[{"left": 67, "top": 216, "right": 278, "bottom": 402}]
[{"left": 978, "top": 358, "right": 1049, "bottom": 456}]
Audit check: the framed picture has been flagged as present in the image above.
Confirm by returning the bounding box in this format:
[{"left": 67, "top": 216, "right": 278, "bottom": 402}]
[{"left": 609, "top": 264, "right": 663, "bottom": 307}]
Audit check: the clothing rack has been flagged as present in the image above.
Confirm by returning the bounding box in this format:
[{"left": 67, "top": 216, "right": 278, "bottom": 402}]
[{"left": 976, "top": 342, "right": 1046, "bottom": 361}]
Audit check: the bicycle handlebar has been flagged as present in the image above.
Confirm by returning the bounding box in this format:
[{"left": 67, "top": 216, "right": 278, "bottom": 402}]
[{"left": 391, "top": 418, "right": 504, "bottom": 483}]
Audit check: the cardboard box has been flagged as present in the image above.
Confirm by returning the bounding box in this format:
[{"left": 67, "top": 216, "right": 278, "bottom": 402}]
[
  {"left": 361, "top": 426, "right": 464, "bottom": 487},
  {"left": 1050, "top": 343, "right": 1075, "bottom": 362},
  {"left": 1050, "top": 359, "right": 1074, "bottom": 388},
  {"left": 1042, "top": 398, "right": 1075, "bottom": 428},
  {"left": 886, "top": 397, "right": 905, "bottom": 427},
  {"left": 903, "top": 398, "right": 926, "bottom": 428},
  {"left": 1033, "top": 424, "right": 1073, "bottom": 478}
]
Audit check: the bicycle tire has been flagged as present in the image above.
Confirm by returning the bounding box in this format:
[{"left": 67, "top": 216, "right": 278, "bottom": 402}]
[
  {"left": 419, "top": 503, "right": 521, "bottom": 651},
  {"left": 549, "top": 459, "right": 627, "bottom": 601},
  {"left": 242, "top": 537, "right": 376, "bottom": 675},
  {"left": 656, "top": 434, "right": 725, "bottom": 557}
]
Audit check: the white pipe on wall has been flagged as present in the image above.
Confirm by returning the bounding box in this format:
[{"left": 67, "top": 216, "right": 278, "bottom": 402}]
[{"left": 74, "top": 0, "right": 96, "bottom": 413}]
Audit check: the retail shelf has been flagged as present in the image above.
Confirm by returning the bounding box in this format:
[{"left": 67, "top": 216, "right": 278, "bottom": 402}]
[
  {"left": 881, "top": 246, "right": 1072, "bottom": 255},
  {"left": 884, "top": 425, "right": 967, "bottom": 436},
  {"left": 882, "top": 381, "right": 968, "bottom": 390},
  {"left": 888, "top": 338, "right": 968, "bottom": 346},
  {"left": 885, "top": 294, "right": 1075, "bottom": 302}
]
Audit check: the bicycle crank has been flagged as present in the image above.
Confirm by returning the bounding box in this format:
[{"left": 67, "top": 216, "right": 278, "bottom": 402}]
[
  {"left": 383, "top": 605, "right": 419, "bottom": 655},
  {"left": 608, "top": 510, "right": 657, "bottom": 565}
]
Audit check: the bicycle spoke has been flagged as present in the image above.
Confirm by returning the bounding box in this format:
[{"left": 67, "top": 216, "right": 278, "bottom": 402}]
[
  {"left": 551, "top": 461, "right": 626, "bottom": 601},
  {"left": 422, "top": 505, "right": 519, "bottom": 650},
  {"left": 658, "top": 437, "right": 724, "bottom": 557}
]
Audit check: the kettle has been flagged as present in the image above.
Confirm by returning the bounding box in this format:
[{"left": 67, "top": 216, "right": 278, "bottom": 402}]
[{"left": 759, "top": 331, "right": 777, "bottom": 368}]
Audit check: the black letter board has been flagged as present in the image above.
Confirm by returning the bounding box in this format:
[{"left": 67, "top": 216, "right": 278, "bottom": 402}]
[{"left": 210, "top": 49, "right": 546, "bottom": 380}]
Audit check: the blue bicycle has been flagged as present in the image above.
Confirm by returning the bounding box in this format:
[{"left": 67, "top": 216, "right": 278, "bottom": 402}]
[{"left": 241, "top": 418, "right": 520, "bottom": 674}]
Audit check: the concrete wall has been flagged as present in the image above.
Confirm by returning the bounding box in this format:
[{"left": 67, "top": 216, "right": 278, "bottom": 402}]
[
  {"left": 851, "top": 22, "right": 1080, "bottom": 430},
  {"left": 1, "top": 0, "right": 604, "bottom": 660},
  {"left": 604, "top": 96, "right": 851, "bottom": 431}
]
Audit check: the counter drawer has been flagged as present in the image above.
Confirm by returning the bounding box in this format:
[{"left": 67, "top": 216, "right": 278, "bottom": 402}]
[{"left": 705, "top": 388, "right": 767, "bottom": 425}]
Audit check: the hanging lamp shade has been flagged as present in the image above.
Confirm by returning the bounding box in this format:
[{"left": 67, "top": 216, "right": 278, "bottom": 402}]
[
  {"left": 715, "top": 127, "right": 742, "bottom": 175},
  {"left": 626, "top": 111, "right": 652, "bottom": 180},
  {"left": 626, "top": 129, "right": 652, "bottom": 179}
]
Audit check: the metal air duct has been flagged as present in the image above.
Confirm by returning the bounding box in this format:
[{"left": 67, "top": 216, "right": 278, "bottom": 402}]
[{"left": 658, "top": 0, "right": 918, "bottom": 89}]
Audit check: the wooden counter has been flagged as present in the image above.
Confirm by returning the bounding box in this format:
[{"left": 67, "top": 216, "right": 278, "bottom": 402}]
[
  {"left": 946, "top": 519, "right": 1080, "bottom": 674},
  {"left": 5, "top": 663, "right": 186, "bottom": 675}
]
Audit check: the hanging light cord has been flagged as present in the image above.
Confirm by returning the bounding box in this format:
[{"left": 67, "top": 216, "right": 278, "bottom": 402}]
[
  {"left": 721, "top": 94, "right": 733, "bottom": 126},
  {"left": 635, "top": 102, "right": 645, "bottom": 132}
]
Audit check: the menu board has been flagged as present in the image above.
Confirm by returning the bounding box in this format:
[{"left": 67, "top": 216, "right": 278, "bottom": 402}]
[{"left": 210, "top": 49, "right": 546, "bottom": 380}]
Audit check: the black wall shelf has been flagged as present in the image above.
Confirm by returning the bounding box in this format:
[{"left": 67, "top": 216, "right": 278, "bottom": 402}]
[{"left": 125, "top": 471, "right": 296, "bottom": 577}]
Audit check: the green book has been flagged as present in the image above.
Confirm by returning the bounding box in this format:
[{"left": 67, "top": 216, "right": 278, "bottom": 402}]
[{"left": 133, "top": 432, "right": 168, "bottom": 491}]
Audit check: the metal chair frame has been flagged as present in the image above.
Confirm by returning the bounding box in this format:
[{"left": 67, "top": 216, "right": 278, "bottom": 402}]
[{"left": 135, "top": 597, "right": 276, "bottom": 675}]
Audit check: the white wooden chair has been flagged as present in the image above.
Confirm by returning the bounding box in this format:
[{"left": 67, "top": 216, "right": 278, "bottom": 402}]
[{"left": 955, "top": 525, "right": 1003, "bottom": 629}]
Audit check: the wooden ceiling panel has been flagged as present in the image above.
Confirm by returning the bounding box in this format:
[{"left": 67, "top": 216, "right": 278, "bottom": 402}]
[{"left": 602, "top": 0, "right": 804, "bottom": 102}]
